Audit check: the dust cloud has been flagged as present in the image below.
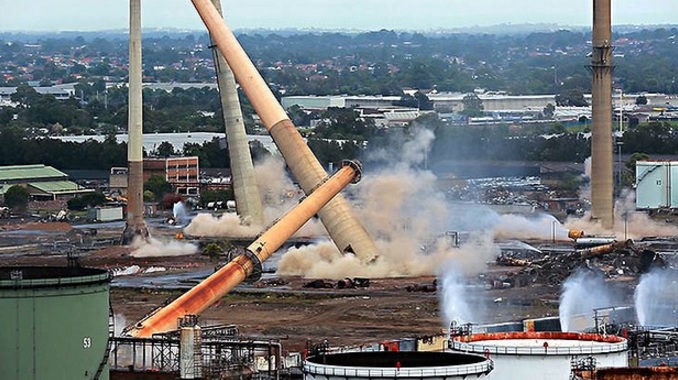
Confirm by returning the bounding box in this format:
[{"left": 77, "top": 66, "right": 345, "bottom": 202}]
[
  {"left": 183, "top": 156, "right": 327, "bottom": 238},
  {"left": 184, "top": 212, "right": 261, "bottom": 237},
  {"left": 130, "top": 236, "right": 198, "bottom": 258},
  {"left": 564, "top": 188, "right": 678, "bottom": 239},
  {"left": 278, "top": 127, "right": 500, "bottom": 279}
]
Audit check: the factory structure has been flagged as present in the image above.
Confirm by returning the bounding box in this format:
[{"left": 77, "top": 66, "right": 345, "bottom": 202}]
[{"left": 2, "top": 0, "right": 678, "bottom": 380}]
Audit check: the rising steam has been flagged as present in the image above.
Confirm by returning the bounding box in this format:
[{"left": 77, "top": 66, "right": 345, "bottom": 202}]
[
  {"left": 635, "top": 268, "right": 678, "bottom": 327},
  {"left": 559, "top": 269, "right": 623, "bottom": 331},
  {"left": 130, "top": 236, "right": 198, "bottom": 258},
  {"left": 439, "top": 267, "right": 483, "bottom": 327}
]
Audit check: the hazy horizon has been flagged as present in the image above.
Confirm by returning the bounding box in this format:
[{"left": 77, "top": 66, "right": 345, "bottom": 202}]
[{"left": 0, "top": 0, "right": 676, "bottom": 33}]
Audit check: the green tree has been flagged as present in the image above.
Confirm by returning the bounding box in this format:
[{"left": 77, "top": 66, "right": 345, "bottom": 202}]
[
  {"left": 3, "top": 185, "right": 30, "bottom": 210},
  {"left": 66, "top": 192, "right": 106, "bottom": 211},
  {"left": 10, "top": 83, "right": 40, "bottom": 106},
  {"left": 543, "top": 103, "right": 555, "bottom": 119},
  {"left": 555, "top": 90, "right": 588, "bottom": 107},
  {"left": 635, "top": 95, "right": 648, "bottom": 105},
  {"left": 460, "top": 93, "right": 484, "bottom": 117},
  {"left": 200, "top": 189, "right": 234, "bottom": 207},
  {"left": 155, "top": 141, "right": 175, "bottom": 157},
  {"left": 144, "top": 175, "right": 173, "bottom": 202}
]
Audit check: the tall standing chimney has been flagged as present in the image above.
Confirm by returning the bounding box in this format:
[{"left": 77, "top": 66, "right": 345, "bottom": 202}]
[
  {"left": 590, "top": 0, "right": 614, "bottom": 229},
  {"left": 209, "top": 0, "right": 264, "bottom": 226},
  {"left": 122, "top": 0, "right": 149, "bottom": 244}
]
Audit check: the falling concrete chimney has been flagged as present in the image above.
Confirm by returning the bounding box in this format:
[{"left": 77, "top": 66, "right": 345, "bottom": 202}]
[
  {"left": 122, "top": 0, "right": 149, "bottom": 244},
  {"left": 190, "top": 0, "right": 379, "bottom": 262},
  {"left": 590, "top": 0, "right": 614, "bottom": 229},
  {"left": 209, "top": 0, "right": 264, "bottom": 227}
]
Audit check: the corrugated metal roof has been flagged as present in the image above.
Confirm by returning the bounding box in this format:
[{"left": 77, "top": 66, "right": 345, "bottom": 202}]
[
  {"left": 28, "top": 181, "right": 93, "bottom": 195},
  {"left": 0, "top": 165, "right": 68, "bottom": 181}
]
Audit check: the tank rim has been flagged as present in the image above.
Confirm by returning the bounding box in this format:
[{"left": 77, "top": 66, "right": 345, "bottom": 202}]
[
  {"left": 0, "top": 266, "right": 111, "bottom": 288},
  {"left": 450, "top": 331, "right": 628, "bottom": 356}
]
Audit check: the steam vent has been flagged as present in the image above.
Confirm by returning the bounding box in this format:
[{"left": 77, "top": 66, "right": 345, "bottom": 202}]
[
  {"left": 0, "top": 266, "right": 112, "bottom": 380},
  {"left": 450, "top": 332, "right": 628, "bottom": 380},
  {"left": 303, "top": 352, "right": 493, "bottom": 380}
]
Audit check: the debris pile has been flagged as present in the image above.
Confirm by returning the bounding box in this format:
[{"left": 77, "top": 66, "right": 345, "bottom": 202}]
[
  {"left": 493, "top": 239, "right": 668, "bottom": 287},
  {"left": 303, "top": 277, "right": 371, "bottom": 289}
]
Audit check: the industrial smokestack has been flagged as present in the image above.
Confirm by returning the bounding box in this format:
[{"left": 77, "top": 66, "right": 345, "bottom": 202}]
[
  {"left": 590, "top": 0, "right": 614, "bottom": 229},
  {"left": 209, "top": 0, "right": 264, "bottom": 226},
  {"left": 190, "top": 0, "right": 379, "bottom": 262},
  {"left": 121, "top": 0, "right": 149, "bottom": 244},
  {"left": 126, "top": 161, "right": 364, "bottom": 337}
]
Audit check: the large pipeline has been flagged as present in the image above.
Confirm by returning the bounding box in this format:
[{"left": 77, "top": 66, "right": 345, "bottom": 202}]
[
  {"left": 126, "top": 161, "right": 363, "bottom": 337},
  {"left": 190, "top": 0, "right": 378, "bottom": 262},
  {"left": 579, "top": 239, "right": 634, "bottom": 260},
  {"left": 568, "top": 229, "right": 585, "bottom": 240}
]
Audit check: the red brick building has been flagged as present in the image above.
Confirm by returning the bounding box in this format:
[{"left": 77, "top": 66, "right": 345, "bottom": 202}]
[
  {"left": 109, "top": 156, "right": 200, "bottom": 197},
  {"left": 143, "top": 156, "right": 200, "bottom": 197}
]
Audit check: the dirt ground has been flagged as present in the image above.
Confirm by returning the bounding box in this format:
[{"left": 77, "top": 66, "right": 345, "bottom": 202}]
[
  {"left": 0, "top": 221, "right": 580, "bottom": 353},
  {"left": 110, "top": 275, "right": 559, "bottom": 353}
]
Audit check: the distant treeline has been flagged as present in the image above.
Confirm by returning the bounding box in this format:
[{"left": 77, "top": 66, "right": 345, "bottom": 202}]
[{"left": 1, "top": 120, "right": 675, "bottom": 171}]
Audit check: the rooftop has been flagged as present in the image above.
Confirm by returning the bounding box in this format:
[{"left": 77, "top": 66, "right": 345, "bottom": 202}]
[{"left": 0, "top": 164, "right": 68, "bottom": 182}]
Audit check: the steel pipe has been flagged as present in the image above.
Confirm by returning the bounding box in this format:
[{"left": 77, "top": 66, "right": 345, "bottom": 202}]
[{"left": 126, "top": 161, "right": 363, "bottom": 337}]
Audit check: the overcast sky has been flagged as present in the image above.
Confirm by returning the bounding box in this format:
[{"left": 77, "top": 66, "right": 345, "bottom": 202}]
[{"left": 0, "top": 0, "right": 676, "bottom": 32}]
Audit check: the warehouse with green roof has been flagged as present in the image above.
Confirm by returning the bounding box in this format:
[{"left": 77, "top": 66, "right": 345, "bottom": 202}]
[{"left": 0, "top": 164, "right": 94, "bottom": 200}]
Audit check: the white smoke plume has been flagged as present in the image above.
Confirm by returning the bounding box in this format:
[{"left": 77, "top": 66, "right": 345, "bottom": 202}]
[
  {"left": 114, "top": 313, "right": 129, "bottom": 336},
  {"left": 580, "top": 156, "right": 592, "bottom": 201},
  {"left": 439, "top": 266, "right": 485, "bottom": 327},
  {"left": 559, "top": 269, "right": 624, "bottom": 331},
  {"left": 635, "top": 268, "right": 678, "bottom": 327},
  {"left": 130, "top": 236, "right": 198, "bottom": 258}
]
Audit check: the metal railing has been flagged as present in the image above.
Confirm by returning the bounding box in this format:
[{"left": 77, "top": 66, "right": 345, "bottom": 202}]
[
  {"left": 303, "top": 360, "right": 494, "bottom": 378},
  {"left": 450, "top": 340, "right": 627, "bottom": 356}
]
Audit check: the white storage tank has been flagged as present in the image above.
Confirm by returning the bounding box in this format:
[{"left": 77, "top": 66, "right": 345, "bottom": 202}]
[
  {"left": 304, "top": 351, "right": 493, "bottom": 380},
  {"left": 636, "top": 160, "right": 678, "bottom": 209},
  {"left": 449, "top": 332, "right": 627, "bottom": 380}
]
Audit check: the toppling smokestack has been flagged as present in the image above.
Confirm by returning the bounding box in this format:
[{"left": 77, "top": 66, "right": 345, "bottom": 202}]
[
  {"left": 209, "top": 0, "right": 264, "bottom": 226},
  {"left": 190, "top": 0, "right": 379, "bottom": 262},
  {"left": 126, "top": 161, "right": 364, "bottom": 337},
  {"left": 590, "top": 0, "right": 614, "bottom": 229},
  {"left": 579, "top": 239, "right": 633, "bottom": 260},
  {"left": 121, "top": 0, "right": 149, "bottom": 244}
]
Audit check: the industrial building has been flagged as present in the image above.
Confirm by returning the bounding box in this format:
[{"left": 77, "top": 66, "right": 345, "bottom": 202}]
[
  {"left": 109, "top": 156, "right": 200, "bottom": 197},
  {"left": 281, "top": 92, "right": 670, "bottom": 113},
  {"left": 0, "top": 164, "right": 94, "bottom": 200}
]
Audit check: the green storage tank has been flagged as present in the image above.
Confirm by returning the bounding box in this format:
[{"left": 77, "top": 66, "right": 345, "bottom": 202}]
[{"left": 0, "top": 266, "right": 112, "bottom": 380}]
